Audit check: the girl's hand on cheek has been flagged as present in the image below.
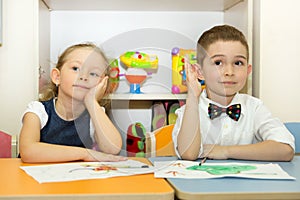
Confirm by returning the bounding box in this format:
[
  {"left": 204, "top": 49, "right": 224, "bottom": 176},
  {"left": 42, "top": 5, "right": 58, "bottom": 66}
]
[
  {"left": 95, "top": 76, "right": 108, "bottom": 101},
  {"left": 84, "top": 76, "right": 108, "bottom": 105}
]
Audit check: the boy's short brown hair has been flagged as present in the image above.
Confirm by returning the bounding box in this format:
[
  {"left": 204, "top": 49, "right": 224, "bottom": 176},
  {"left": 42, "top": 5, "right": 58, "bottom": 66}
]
[{"left": 197, "top": 25, "right": 249, "bottom": 64}]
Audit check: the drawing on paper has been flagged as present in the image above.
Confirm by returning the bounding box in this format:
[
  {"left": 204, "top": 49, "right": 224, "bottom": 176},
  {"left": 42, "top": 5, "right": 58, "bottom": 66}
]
[
  {"left": 154, "top": 160, "right": 295, "bottom": 180},
  {"left": 20, "top": 160, "right": 155, "bottom": 183},
  {"left": 186, "top": 164, "right": 257, "bottom": 175},
  {"left": 165, "top": 170, "right": 185, "bottom": 176},
  {"left": 69, "top": 164, "right": 118, "bottom": 173}
]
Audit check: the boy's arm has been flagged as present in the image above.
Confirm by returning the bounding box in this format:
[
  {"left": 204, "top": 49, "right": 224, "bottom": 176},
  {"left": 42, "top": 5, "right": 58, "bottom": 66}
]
[
  {"left": 177, "top": 61, "right": 203, "bottom": 160},
  {"left": 177, "top": 94, "right": 201, "bottom": 160},
  {"left": 204, "top": 140, "right": 294, "bottom": 161}
]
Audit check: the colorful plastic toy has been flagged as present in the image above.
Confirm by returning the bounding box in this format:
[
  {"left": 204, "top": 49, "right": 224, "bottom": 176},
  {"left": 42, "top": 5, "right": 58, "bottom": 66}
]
[
  {"left": 126, "top": 122, "right": 146, "bottom": 157},
  {"left": 107, "top": 59, "right": 120, "bottom": 93},
  {"left": 167, "top": 102, "right": 180, "bottom": 125},
  {"left": 120, "top": 51, "right": 158, "bottom": 69},
  {"left": 120, "top": 51, "right": 158, "bottom": 94},
  {"left": 171, "top": 47, "right": 197, "bottom": 94},
  {"left": 151, "top": 102, "right": 167, "bottom": 131},
  {"left": 171, "top": 47, "right": 205, "bottom": 94},
  {"left": 124, "top": 68, "right": 148, "bottom": 94}
]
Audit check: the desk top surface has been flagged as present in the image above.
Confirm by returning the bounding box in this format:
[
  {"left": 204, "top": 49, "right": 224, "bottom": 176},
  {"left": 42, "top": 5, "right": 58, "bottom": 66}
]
[
  {"left": 0, "top": 158, "right": 174, "bottom": 200},
  {"left": 150, "top": 156, "right": 300, "bottom": 200}
]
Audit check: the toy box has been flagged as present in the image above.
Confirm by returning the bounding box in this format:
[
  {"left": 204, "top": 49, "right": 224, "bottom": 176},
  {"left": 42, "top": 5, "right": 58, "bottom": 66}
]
[
  {"left": 171, "top": 47, "right": 205, "bottom": 94},
  {"left": 171, "top": 47, "right": 197, "bottom": 94}
]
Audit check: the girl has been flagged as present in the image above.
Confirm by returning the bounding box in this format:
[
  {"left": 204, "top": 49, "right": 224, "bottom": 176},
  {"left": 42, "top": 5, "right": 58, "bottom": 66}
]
[{"left": 19, "top": 43, "right": 126, "bottom": 163}]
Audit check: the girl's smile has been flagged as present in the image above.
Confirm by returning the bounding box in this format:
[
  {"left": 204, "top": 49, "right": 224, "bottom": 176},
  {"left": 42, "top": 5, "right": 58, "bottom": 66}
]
[{"left": 72, "top": 84, "right": 90, "bottom": 90}]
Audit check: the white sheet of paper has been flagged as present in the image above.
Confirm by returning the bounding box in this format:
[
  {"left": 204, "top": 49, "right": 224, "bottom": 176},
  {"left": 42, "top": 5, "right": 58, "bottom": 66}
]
[
  {"left": 20, "top": 160, "right": 154, "bottom": 183},
  {"left": 154, "top": 160, "right": 296, "bottom": 180}
]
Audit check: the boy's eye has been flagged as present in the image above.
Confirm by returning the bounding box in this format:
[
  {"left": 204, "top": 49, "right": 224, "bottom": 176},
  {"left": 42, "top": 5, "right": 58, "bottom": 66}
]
[
  {"left": 72, "top": 66, "right": 80, "bottom": 72},
  {"left": 214, "top": 61, "right": 222, "bottom": 66},
  {"left": 235, "top": 61, "right": 244, "bottom": 66}
]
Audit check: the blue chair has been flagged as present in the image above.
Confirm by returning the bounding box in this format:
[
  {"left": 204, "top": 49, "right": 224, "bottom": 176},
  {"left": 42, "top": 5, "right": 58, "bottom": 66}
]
[{"left": 284, "top": 122, "right": 300, "bottom": 154}]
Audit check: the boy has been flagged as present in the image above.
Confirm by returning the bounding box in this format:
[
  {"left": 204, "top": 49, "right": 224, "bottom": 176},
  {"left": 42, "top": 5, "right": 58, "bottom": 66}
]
[{"left": 172, "top": 25, "right": 295, "bottom": 161}]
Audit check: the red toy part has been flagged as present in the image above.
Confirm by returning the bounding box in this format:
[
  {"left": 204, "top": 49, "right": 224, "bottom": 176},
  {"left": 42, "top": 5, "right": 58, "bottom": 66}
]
[{"left": 126, "top": 122, "right": 146, "bottom": 157}]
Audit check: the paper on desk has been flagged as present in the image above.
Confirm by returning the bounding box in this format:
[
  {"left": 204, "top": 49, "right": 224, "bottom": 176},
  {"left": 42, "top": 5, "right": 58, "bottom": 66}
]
[
  {"left": 154, "top": 160, "right": 296, "bottom": 180},
  {"left": 20, "top": 160, "right": 154, "bottom": 183}
]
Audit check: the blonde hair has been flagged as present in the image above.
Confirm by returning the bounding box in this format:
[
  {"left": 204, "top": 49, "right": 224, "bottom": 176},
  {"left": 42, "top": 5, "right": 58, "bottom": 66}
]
[
  {"left": 39, "top": 43, "right": 111, "bottom": 107},
  {"left": 197, "top": 25, "right": 249, "bottom": 64}
]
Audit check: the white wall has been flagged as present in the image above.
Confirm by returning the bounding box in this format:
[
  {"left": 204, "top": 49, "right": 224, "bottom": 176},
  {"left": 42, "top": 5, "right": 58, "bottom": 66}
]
[
  {"left": 0, "top": 0, "right": 39, "bottom": 136},
  {"left": 50, "top": 11, "right": 223, "bottom": 69},
  {"left": 39, "top": 1, "right": 50, "bottom": 91},
  {"left": 253, "top": 0, "right": 300, "bottom": 122}
]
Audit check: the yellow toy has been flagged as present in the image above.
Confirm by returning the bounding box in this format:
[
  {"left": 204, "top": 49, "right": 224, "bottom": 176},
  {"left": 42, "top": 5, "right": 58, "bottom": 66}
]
[
  {"left": 120, "top": 51, "right": 158, "bottom": 69},
  {"left": 120, "top": 51, "right": 158, "bottom": 93},
  {"left": 171, "top": 47, "right": 205, "bottom": 94}
]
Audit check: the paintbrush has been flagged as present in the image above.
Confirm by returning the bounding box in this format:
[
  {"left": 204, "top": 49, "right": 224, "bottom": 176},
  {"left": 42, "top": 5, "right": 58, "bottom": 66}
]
[{"left": 199, "top": 157, "right": 207, "bottom": 166}]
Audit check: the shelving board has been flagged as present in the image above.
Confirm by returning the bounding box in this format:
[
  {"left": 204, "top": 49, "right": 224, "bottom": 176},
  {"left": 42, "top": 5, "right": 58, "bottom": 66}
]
[
  {"left": 107, "top": 93, "right": 187, "bottom": 100},
  {"left": 42, "top": 0, "right": 243, "bottom": 11}
]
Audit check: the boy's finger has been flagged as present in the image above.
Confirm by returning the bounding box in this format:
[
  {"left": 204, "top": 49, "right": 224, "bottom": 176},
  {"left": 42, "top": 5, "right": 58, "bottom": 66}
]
[{"left": 184, "top": 56, "right": 191, "bottom": 77}]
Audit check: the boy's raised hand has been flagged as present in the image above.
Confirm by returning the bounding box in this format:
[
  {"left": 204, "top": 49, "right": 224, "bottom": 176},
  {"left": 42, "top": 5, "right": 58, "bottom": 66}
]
[{"left": 185, "top": 56, "right": 203, "bottom": 98}]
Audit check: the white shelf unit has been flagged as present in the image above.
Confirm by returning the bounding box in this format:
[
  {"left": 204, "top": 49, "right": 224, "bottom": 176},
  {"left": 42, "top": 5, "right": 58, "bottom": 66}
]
[
  {"left": 39, "top": 0, "right": 253, "bottom": 155},
  {"left": 42, "top": 0, "right": 244, "bottom": 11},
  {"left": 40, "top": 0, "right": 252, "bottom": 99},
  {"left": 107, "top": 93, "right": 187, "bottom": 100}
]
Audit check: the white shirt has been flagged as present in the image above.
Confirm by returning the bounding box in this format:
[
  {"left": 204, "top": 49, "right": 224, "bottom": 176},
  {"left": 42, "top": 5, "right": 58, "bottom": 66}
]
[{"left": 172, "top": 90, "right": 295, "bottom": 158}]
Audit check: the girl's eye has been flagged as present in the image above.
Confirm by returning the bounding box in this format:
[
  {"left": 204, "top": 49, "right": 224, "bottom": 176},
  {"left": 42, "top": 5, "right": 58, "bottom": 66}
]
[
  {"left": 90, "top": 72, "right": 100, "bottom": 77},
  {"left": 72, "top": 66, "right": 80, "bottom": 72}
]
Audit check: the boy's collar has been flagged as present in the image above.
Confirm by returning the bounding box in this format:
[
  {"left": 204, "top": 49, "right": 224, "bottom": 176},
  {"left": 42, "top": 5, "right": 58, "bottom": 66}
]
[
  {"left": 201, "top": 90, "right": 246, "bottom": 117},
  {"left": 201, "top": 89, "right": 239, "bottom": 106}
]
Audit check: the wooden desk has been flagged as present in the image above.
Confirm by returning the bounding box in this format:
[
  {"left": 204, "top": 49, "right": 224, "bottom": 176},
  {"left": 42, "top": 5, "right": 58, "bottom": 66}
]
[
  {"left": 150, "top": 156, "right": 300, "bottom": 200},
  {"left": 0, "top": 158, "right": 174, "bottom": 200}
]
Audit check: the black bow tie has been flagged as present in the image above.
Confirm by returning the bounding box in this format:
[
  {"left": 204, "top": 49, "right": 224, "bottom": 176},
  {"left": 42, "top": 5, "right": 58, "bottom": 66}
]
[{"left": 208, "top": 103, "right": 241, "bottom": 121}]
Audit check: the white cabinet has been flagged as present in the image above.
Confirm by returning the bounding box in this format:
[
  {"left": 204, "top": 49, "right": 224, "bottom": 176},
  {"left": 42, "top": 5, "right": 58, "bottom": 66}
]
[{"left": 39, "top": 0, "right": 253, "bottom": 154}]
